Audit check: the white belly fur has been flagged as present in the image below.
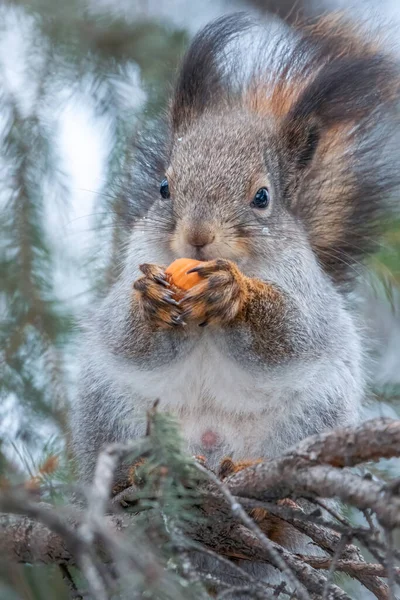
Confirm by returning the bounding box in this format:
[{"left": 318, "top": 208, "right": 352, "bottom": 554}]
[{"left": 110, "top": 334, "right": 323, "bottom": 464}]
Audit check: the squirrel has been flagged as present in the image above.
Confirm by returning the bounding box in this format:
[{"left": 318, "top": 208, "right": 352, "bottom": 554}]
[{"left": 71, "top": 10, "right": 399, "bottom": 520}]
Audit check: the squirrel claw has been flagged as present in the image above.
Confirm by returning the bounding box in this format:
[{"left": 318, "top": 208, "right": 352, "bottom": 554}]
[
  {"left": 153, "top": 274, "right": 170, "bottom": 287},
  {"left": 170, "top": 315, "right": 186, "bottom": 326},
  {"left": 163, "top": 293, "right": 180, "bottom": 307},
  {"left": 187, "top": 259, "right": 231, "bottom": 276},
  {"left": 139, "top": 264, "right": 170, "bottom": 287}
]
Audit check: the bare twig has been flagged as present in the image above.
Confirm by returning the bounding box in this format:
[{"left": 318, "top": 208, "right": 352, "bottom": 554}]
[
  {"left": 229, "top": 463, "right": 400, "bottom": 529},
  {"left": 174, "top": 535, "right": 273, "bottom": 597},
  {"left": 81, "top": 439, "right": 150, "bottom": 543},
  {"left": 288, "top": 418, "right": 400, "bottom": 467},
  {"left": 219, "top": 584, "right": 271, "bottom": 599},
  {"left": 295, "top": 556, "right": 400, "bottom": 578},
  {"left": 384, "top": 529, "right": 397, "bottom": 600},
  {"left": 1, "top": 418, "right": 400, "bottom": 600},
  {"left": 231, "top": 526, "right": 351, "bottom": 600},
  {"left": 194, "top": 462, "right": 312, "bottom": 600},
  {"left": 59, "top": 564, "right": 84, "bottom": 600},
  {"left": 322, "top": 535, "right": 349, "bottom": 600}
]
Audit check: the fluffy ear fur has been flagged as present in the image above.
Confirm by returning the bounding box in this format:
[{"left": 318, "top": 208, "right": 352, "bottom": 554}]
[
  {"left": 170, "top": 13, "right": 250, "bottom": 134},
  {"left": 274, "top": 20, "right": 400, "bottom": 284},
  {"left": 245, "top": 14, "right": 400, "bottom": 285},
  {"left": 280, "top": 53, "right": 396, "bottom": 177},
  {"left": 281, "top": 116, "right": 321, "bottom": 177}
]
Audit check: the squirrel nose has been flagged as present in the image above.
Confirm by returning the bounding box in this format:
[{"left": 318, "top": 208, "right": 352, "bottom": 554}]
[{"left": 186, "top": 228, "right": 215, "bottom": 248}]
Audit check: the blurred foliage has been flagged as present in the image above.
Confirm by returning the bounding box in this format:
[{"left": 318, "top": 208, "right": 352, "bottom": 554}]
[
  {"left": 0, "top": 410, "right": 207, "bottom": 600},
  {"left": 0, "top": 0, "right": 187, "bottom": 472},
  {"left": 369, "top": 219, "right": 400, "bottom": 302}
]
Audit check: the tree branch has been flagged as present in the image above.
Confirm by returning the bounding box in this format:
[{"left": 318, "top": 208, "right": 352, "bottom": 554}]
[{"left": 1, "top": 418, "right": 399, "bottom": 600}]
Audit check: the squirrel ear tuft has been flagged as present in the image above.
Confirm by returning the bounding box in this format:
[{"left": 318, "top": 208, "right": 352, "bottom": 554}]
[
  {"left": 279, "top": 52, "right": 398, "bottom": 188},
  {"left": 282, "top": 117, "right": 320, "bottom": 172},
  {"left": 170, "top": 13, "right": 251, "bottom": 134},
  {"left": 297, "top": 123, "right": 320, "bottom": 169}
]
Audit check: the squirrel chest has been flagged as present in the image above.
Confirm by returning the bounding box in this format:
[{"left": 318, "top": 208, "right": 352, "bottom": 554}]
[{"left": 130, "top": 336, "right": 283, "bottom": 462}]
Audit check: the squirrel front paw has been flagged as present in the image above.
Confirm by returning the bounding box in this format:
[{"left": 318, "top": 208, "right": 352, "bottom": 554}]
[
  {"left": 133, "top": 263, "right": 186, "bottom": 329},
  {"left": 180, "top": 259, "right": 247, "bottom": 327}
]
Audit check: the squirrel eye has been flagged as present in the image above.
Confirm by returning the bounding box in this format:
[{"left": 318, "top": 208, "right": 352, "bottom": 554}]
[
  {"left": 251, "top": 187, "right": 270, "bottom": 209},
  {"left": 160, "top": 177, "right": 170, "bottom": 200}
]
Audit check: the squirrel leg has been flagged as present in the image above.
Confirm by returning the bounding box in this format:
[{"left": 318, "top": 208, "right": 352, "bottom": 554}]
[
  {"left": 180, "top": 259, "right": 247, "bottom": 327},
  {"left": 180, "top": 258, "right": 301, "bottom": 362},
  {"left": 111, "top": 458, "right": 147, "bottom": 497},
  {"left": 218, "top": 457, "right": 263, "bottom": 479},
  {"left": 218, "top": 457, "right": 294, "bottom": 545}
]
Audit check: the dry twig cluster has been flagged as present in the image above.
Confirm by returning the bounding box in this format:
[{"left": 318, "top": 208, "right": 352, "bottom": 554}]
[{"left": 1, "top": 418, "right": 400, "bottom": 599}]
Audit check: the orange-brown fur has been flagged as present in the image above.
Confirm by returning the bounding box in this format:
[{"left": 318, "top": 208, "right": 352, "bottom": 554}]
[{"left": 245, "top": 78, "right": 307, "bottom": 119}]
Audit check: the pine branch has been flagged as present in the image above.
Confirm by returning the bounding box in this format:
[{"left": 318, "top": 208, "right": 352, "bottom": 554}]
[{"left": 1, "top": 418, "right": 400, "bottom": 599}]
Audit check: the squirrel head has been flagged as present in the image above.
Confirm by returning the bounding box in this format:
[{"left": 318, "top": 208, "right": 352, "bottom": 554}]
[
  {"left": 157, "top": 106, "right": 318, "bottom": 269},
  {"left": 163, "top": 109, "right": 300, "bottom": 264},
  {"left": 131, "top": 13, "right": 399, "bottom": 285}
]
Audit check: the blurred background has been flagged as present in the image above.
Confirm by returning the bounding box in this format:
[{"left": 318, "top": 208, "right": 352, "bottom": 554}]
[{"left": 0, "top": 0, "right": 400, "bottom": 597}]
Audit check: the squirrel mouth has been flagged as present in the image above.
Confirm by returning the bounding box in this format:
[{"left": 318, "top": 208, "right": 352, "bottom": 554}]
[
  {"left": 193, "top": 249, "right": 210, "bottom": 260},
  {"left": 187, "top": 247, "right": 214, "bottom": 261}
]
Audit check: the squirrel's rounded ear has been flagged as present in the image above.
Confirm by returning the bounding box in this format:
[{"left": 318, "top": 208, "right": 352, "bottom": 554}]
[{"left": 282, "top": 116, "right": 321, "bottom": 172}]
